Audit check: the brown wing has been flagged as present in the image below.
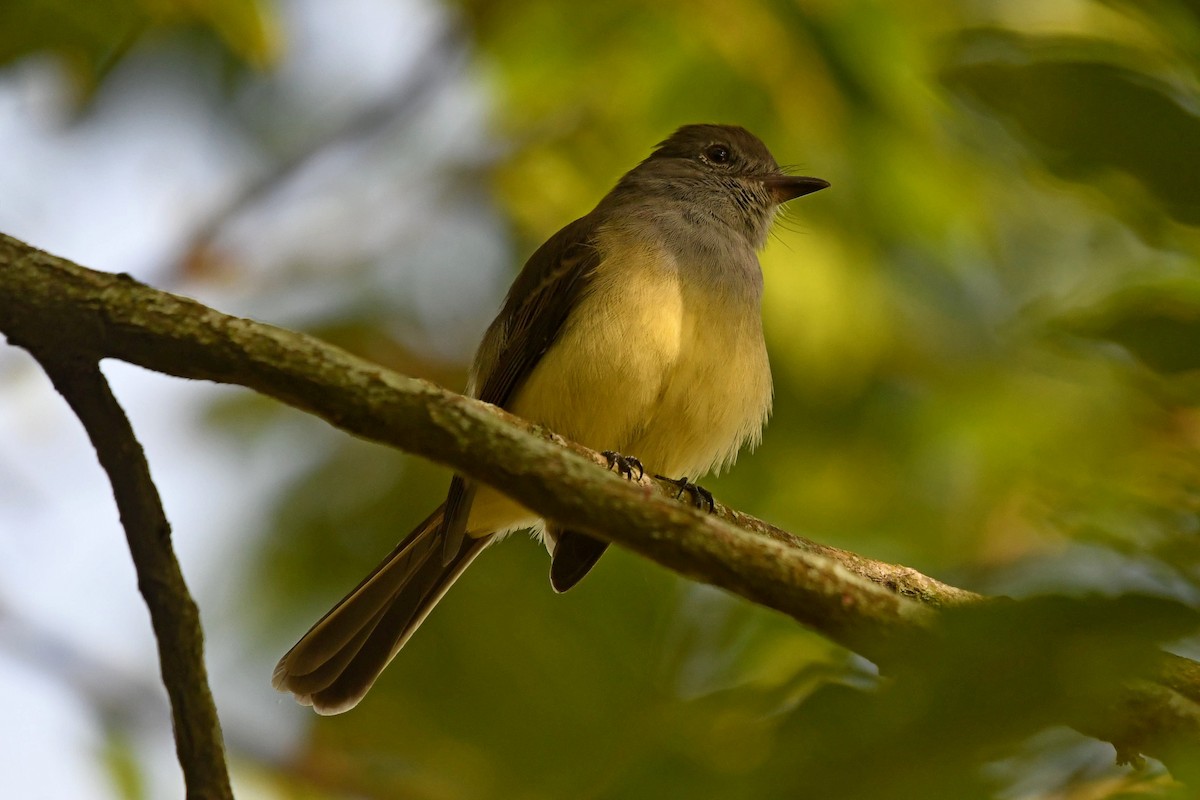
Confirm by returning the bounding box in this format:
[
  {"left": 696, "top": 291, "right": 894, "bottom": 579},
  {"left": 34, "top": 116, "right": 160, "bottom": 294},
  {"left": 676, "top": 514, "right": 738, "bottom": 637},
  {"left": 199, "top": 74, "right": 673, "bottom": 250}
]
[
  {"left": 441, "top": 215, "right": 604, "bottom": 560},
  {"left": 476, "top": 215, "right": 603, "bottom": 407}
]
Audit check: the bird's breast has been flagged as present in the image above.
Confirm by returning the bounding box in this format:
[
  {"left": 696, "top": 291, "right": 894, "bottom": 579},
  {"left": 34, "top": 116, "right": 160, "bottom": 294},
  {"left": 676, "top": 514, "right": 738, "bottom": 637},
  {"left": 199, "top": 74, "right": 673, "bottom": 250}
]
[{"left": 510, "top": 235, "right": 773, "bottom": 480}]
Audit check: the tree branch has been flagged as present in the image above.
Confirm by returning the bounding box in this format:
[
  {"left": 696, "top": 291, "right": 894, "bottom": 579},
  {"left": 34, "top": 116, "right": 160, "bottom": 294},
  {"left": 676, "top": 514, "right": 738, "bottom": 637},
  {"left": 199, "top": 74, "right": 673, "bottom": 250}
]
[
  {"left": 0, "top": 233, "right": 935, "bottom": 652},
  {"left": 1, "top": 232, "right": 1198, "bottom": 778},
  {"left": 22, "top": 349, "right": 231, "bottom": 799}
]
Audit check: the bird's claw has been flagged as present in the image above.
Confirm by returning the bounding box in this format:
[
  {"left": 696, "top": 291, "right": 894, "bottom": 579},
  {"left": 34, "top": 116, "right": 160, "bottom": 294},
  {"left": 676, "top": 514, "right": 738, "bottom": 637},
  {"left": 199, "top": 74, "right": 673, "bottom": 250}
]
[
  {"left": 602, "top": 451, "right": 645, "bottom": 480},
  {"left": 655, "top": 475, "right": 715, "bottom": 513}
]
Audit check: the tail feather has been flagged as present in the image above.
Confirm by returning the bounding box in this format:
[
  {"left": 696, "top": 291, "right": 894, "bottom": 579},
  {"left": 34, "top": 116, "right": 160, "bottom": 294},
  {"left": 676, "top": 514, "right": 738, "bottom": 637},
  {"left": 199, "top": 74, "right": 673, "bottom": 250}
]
[
  {"left": 276, "top": 602, "right": 388, "bottom": 698},
  {"left": 278, "top": 506, "right": 444, "bottom": 676},
  {"left": 549, "top": 529, "right": 610, "bottom": 593},
  {"left": 273, "top": 505, "right": 490, "bottom": 714}
]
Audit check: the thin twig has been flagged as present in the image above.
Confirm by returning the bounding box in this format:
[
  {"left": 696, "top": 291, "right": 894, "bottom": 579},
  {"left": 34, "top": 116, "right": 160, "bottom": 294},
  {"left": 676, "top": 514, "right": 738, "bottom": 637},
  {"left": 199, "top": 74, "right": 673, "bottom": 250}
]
[{"left": 29, "top": 351, "right": 231, "bottom": 800}]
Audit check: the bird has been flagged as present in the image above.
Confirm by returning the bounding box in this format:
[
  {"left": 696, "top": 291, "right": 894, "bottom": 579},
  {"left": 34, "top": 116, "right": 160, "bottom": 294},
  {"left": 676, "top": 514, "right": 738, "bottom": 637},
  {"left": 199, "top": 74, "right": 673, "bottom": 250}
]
[{"left": 273, "top": 123, "right": 829, "bottom": 714}]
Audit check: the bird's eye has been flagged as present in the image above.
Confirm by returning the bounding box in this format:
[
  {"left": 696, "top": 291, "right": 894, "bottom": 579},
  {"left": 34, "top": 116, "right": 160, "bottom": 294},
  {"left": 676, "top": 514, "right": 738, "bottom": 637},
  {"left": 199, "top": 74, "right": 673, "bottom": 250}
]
[{"left": 703, "top": 144, "right": 731, "bottom": 165}]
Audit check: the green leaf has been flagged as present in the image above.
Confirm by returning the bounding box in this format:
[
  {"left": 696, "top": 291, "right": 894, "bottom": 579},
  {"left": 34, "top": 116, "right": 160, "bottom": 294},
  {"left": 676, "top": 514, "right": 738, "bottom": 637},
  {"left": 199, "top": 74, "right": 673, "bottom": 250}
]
[
  {"left": 1062, "top": 282, "right": 1200, "bottom": 374},
  {"left": 942, "top": 31, "right": 1200, "bottom": 227}
]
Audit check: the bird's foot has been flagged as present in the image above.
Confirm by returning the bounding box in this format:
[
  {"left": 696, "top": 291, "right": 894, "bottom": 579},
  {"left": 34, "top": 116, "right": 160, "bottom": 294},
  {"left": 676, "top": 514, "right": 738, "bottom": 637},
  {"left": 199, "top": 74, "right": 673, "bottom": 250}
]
[
  {"left": 602, "top": 451, "right": 645, "bottom": 481},
  {"left": 655, "top": 475, "right": 715, "bottom": 513}
]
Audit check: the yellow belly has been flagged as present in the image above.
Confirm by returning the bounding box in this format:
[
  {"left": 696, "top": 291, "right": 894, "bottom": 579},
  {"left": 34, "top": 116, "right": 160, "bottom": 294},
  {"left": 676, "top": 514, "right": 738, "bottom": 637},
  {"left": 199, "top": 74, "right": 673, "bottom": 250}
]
[{"left": 467, "top": 237, "right": 772, "bottom": 538}]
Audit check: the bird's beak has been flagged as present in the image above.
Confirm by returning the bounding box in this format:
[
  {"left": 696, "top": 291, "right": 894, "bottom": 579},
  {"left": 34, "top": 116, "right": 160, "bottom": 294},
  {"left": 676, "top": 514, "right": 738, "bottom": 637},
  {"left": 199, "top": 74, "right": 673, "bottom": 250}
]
[{"left": 761, "top": 175, "right": 830, "bottom": 203}]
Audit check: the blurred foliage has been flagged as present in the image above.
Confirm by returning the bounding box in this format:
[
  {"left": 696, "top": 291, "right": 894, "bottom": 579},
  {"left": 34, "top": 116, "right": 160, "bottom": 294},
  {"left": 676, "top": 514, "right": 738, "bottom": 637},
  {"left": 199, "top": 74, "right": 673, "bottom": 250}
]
[
  {"left": 1059, "top": 280, "right": 1200, "bottom": 374},
  {"left": 0, "top": 0, "right": 278, "bottom": 98},
  {"left": 100, "top": 726, "right": 146, "bottom": 800},
  {"left": 752, "top": 594, "right": 1200, "bottom": 799},
  {"left": 7, "top": 0, "right": 1200, "bottom": 797}
]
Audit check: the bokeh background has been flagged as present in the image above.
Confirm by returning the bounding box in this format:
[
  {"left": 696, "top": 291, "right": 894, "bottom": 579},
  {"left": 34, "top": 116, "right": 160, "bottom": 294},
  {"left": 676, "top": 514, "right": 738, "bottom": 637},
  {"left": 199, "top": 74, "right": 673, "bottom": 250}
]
[{"left": 2, "top": 0, "right": 1200, "bottom": 797}]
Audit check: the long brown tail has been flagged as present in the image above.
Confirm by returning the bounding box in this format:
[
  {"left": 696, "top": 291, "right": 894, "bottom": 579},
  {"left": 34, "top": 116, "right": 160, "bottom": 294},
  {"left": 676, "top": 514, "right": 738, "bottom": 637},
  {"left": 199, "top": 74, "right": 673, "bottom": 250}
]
[{"left": 272, "top": 504, "right": 490, "bottom": 714}]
